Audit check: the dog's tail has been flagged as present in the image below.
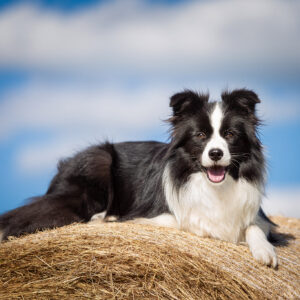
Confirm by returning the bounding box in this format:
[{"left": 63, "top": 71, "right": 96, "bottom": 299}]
[{"left": 0, "top": 195, "right": 88, "bottom": 241}]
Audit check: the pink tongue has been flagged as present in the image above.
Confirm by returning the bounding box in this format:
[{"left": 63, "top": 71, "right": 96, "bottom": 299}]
[{"left": 207, "top": 167, "right": 226, "bottom": 183}]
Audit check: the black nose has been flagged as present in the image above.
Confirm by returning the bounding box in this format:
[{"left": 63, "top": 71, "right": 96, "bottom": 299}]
[{"left": 209, "top": 148, "right": 223, "bottom": 161}]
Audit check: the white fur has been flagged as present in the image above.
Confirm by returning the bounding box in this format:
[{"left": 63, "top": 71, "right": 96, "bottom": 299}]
[
  {"left": 246, "top": 225, "right": 277, "bottom": 267},
  {"left": 91, "top": 211, "right": 178, "bottom": 228},
  {"left": 128, "top": 213, "right": 178, "bottom": 228},
  {"left": 90, "top": 211, "right": 107, "bottom": 222},
  {"left": 202, "top": 103, "right": 231, "bottom": 167},
  {"left": 163, "top": 165, "right": 262, "bottom": 243},
  {"left": 90, "top": 212, "right": 120, "bottom": 222},
  {"left": 162, "top": 164, "right": 278, "bottom": 267}
]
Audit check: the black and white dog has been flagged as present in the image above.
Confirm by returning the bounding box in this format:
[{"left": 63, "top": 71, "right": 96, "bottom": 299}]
[{"left": 0, "top": 89, "right": 277, "bottom": 267}]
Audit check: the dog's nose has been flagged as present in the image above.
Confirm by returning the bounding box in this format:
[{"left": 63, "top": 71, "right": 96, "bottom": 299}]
[{"left": 209, "top": 148, "right": 223, "bottom": 161}]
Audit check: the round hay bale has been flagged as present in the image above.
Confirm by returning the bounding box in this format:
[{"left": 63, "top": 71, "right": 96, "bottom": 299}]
[{"left": 0, "top": 216, "right": 299, "bottom": 299}]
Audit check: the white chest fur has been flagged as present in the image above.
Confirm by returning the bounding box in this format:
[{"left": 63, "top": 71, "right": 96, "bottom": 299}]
[{"left": 163, "top": 166, "right": 262, "bottom": 243}]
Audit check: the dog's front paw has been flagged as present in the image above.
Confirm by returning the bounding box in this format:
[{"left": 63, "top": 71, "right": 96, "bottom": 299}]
[{"left": 250, "top": 241, "right": 278, "bottom": 268}]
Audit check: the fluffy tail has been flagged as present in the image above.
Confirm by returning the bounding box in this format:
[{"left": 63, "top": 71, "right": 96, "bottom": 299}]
[{"left": 0, "top": 195, "right": 87, "bottom": 241}]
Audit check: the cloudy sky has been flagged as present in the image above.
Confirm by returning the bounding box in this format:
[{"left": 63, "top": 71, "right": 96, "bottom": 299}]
[{"left": 0, "top": 0, "right": 299, "bottom": 217}]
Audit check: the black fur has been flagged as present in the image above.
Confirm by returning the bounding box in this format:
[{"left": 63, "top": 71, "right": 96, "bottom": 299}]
[
  {"left": 0, "top": 89, "right": 268, "bottom": 240},
  {"left": 221, "top": 89, "right": 264, "bottom": 182}
]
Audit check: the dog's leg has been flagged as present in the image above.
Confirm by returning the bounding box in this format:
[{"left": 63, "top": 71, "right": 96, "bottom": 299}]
[
  {"left": 90, "top": 213, "right": 178, "bottom": 228},
  {"left": 245, "top": 224, "right": 277, "bottom": 268},
  {"left": 128, "top": 213, "right": 179, "bottom": 229}
]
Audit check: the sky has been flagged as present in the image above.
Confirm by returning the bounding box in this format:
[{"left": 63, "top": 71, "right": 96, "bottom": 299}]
[{"left": 0, "top": 0, "right": 299, "bottom": 217}]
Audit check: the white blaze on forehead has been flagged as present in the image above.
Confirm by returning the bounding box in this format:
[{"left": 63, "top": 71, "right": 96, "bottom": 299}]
[
  {"left": 202, "top": 102, "right": 231, "bottom": 168},
  {"left": 210, "top": 102, "right": 223, "bottom": 132}
]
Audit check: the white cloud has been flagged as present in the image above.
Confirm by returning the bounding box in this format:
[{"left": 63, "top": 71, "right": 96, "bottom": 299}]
[
  {"left": 258, "top": 92, "right": 300, "bottom": 124},
  {"left": 0, "top": 0, "right": 299, "bottom": 74},
  {"left": 0, "top": 82, "right": 172, "bottom": 141},
  {"left": 263, "top": 187, "right": 300, "bottom": 218},
  {"left": 15, "top": 138, "right": 82, "bottom": 175}
]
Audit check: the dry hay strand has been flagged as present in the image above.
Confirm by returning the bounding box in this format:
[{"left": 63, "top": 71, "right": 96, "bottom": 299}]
[{"left": 0, "top": 216, "right": 299, "bottom": 300}]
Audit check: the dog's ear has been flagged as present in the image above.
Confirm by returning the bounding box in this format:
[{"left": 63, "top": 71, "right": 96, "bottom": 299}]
[
  {"left": 221, "top": 89, "right": 260, "bottom": 115},
  {"left": 170, "top": 90, "right": 208, "bottom": 119}
]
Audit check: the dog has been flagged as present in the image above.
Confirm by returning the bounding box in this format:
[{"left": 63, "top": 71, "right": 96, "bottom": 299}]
[{"left": 0, "top": 88, "right": 277, "bottom": 267}]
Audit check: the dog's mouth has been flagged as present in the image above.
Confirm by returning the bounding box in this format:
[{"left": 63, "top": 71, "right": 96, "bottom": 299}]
[{"left": 205, "top": 166, "right": 227, "bottom": 183}]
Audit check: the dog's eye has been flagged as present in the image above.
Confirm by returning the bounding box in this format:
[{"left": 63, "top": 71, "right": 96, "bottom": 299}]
[
  {"left": 195, "top": 132, "right": 206, "bottom": 139},
  {"left": 224, "top": 130, "right": 234, "bottom": 139}
]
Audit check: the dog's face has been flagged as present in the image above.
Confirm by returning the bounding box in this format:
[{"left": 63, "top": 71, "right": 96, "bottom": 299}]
[{"left": 169, "top": 89, "right": 264, "bottom": 184}]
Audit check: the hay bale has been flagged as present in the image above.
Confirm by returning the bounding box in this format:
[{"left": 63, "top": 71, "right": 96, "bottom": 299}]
[{"left": 0, "top": 216, "right": 299, "bottom": 299}]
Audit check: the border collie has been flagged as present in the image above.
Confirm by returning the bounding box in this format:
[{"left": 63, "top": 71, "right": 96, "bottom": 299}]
[{"left": 0, "top": 89, "right": 277, "bottom": 267}]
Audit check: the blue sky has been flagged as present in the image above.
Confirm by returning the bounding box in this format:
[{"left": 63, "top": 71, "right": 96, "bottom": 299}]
[{"left": 0, "top": 0, "right": 299, "bottom": 217}]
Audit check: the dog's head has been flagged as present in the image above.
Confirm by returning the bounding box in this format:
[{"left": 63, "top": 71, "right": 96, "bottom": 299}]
[{"left": 168, "top": 89, "right": 264, "bottom": 184}]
